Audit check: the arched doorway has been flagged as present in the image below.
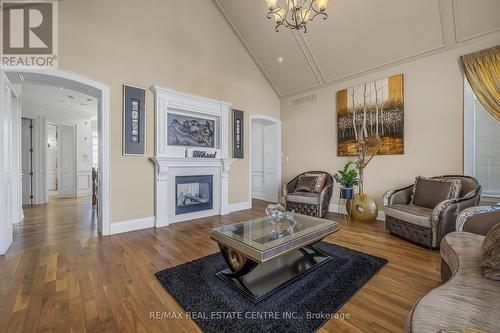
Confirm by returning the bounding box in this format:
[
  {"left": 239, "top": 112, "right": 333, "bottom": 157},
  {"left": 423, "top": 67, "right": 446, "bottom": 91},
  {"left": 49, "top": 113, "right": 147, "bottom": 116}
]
[{"left": 0, "top": 69, "right": 110, "bottom": 254}]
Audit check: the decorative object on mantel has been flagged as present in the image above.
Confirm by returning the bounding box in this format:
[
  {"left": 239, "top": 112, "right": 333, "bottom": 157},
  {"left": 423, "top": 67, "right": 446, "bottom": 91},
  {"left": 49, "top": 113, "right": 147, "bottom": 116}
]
[
  {"left": 265, "top": 0, "right": 329, "bottom": 33},
  {"left": 123, "top": 84, "right": 146, "bottom": 156},
  {"left": 346, "top": 134, "right": 382, "bottom": 222},
  {"left": 167, "top": 113, "right": 215, "bottom": 148},
  {"left": 185, "top": 148, "right": 217, "bottom": 158},
  {"left": 232, "top": 109, "right": 244, "bottom": 158},
  {"left": 461, "top": 45, "right": 500, "bottom": 122},
  {"left": 337, "top": 74, "right": 404, "bottom": 156}
]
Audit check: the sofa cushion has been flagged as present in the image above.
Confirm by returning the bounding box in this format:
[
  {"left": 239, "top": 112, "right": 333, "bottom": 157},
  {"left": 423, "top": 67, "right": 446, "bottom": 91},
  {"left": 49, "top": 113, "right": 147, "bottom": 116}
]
[
  {"left": 304, "top": 173, "right": 327, "bottom": 193},
  {"left": 286, "top": 192, "right": 320, "bottom": 205},
  {"left": 295, "top": 176, "right": 317, "bottom": 192},
  {"left": 410, "top": 177, "right": 461, "bottom": 209},
  {"left": 384, "top": 204, "right": 433, "bottom": 228},
  {"left": 480, "top": 222, "right": 500, "bottom": 280}
]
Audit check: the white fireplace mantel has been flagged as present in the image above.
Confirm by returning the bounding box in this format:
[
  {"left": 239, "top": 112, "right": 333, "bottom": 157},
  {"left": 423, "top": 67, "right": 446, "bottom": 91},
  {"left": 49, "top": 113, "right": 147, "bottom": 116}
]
[{"left": 150, "top": 86, "right": 234, "bottom": 227}]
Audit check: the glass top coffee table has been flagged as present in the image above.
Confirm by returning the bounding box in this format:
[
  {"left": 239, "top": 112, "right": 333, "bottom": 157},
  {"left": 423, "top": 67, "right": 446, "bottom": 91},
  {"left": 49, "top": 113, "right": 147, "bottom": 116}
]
[{"left": 211, "top": 213, "right": 339, "bottom": 303}]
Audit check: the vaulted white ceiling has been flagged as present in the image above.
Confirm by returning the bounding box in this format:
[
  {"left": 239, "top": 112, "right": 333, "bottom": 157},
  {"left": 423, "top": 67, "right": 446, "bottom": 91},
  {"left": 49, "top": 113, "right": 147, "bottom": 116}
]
[{"left": 214, "top": 0, "right": 500, "bottom": 97}]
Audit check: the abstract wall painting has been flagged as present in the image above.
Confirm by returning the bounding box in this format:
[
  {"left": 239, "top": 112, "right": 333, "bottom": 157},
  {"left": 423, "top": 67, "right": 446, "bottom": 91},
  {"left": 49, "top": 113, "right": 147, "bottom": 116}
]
[
  {"left": 167, "top": 113, "right": 215, "bottom": 148},
  {"left": 336, "top": 74, "right": 404, "bottom": 156}
]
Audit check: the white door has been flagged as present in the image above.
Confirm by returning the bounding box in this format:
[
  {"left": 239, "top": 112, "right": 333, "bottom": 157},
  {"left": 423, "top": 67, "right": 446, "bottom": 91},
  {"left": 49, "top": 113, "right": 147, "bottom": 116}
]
[
  {"left": 21, "top": 118, "right": 32, "bottom": 204},
  {"left": 57, "top": 125, "right": 76, "bottom": 198},
  {"left": 263, "top": 125, "right": 278, "bottom": 202}
]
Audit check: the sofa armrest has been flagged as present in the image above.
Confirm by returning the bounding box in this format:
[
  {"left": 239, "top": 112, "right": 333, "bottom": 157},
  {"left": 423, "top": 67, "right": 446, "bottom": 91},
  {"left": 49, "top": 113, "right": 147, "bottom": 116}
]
[
  {"left": 383, "top": 184, "right": 413, "bottom": 207},
  {"left": 286, "top": 177, "right": 299, "bottom": 195},
  {"left": 433, "top": 194, "right": 481, "bottom": 246},
  {"left": 457, "top": 205, "right": 500, "bottom": 236}
]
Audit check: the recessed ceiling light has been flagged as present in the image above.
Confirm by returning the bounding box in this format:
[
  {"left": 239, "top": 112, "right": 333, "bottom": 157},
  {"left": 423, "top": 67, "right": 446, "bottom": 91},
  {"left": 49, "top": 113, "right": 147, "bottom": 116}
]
[
  {"left": 67, "top": 95, "right": 75, "bottom": 99},
  {"left": 59, "top": 87, "right": 64, "bottom": 91},
  {"left": 278, "top": 57, "right": 284, "bottom": 63}
]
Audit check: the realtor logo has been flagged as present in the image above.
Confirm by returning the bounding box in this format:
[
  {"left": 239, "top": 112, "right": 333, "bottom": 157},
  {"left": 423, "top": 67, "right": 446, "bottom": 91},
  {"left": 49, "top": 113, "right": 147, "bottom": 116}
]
[{"left": 1, "top": 1, "right": 58, "bottom": 67}]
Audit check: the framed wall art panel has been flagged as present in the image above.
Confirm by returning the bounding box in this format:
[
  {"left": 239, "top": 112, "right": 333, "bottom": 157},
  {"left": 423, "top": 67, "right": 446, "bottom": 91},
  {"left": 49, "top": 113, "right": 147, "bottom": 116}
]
[
  {"left": 123, "top": 84, "right": 146, "bottom": 156},
  {"left": 232, "top": 109, "right": 244, "bottom": 159}
]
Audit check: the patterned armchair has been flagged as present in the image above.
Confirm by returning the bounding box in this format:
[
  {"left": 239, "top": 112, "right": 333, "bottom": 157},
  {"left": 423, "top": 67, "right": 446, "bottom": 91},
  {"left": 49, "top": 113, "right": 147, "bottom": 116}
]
[
  {"left": 383, "top": 175, "right": 481, "bottom": 248},
  {"left": 284, "top": 171, "right": 333, "bottom": 218}
]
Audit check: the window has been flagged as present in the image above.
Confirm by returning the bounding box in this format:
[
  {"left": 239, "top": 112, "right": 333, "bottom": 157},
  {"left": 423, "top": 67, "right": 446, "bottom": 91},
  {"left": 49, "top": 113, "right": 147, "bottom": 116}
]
[{"left": 464, "top": 80, "right": 500, "bottom": 198}]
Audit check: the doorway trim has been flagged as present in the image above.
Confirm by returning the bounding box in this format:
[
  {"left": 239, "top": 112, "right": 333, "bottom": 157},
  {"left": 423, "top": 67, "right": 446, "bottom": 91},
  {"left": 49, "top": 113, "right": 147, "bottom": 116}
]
[
  {"left": 248, "top": 115, "right": 281, "bottom": 206},
  {"left": 4, "top": 68, "right": 111, "bottom": 236}
]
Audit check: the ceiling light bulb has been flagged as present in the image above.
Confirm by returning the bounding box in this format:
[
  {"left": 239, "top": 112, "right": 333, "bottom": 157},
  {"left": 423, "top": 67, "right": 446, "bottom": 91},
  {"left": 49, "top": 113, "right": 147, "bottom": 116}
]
[
  {"left": 278, "top": 57, "right": 284, "bottom": 62},
  {"left": 265, "top": 0, "right": 278, "bottom": 11},
  {"left": 273, "top": 8, "right": 286, "bottom": 23},
  {"left": 315, "top": 0, "right": 329, "bottom": 11},
  {"left": 288, "top": 0, "right": 300, "bottom": 10},
  {"left": 299, "top": 9, "right": 311, "bottom": 23}
]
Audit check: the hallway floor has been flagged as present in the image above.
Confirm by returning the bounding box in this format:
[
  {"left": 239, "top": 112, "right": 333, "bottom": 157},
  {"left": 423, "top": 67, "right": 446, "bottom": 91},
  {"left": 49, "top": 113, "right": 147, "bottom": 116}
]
[{"left": 12, "top": 193, "right": 96, "bottom": 253}]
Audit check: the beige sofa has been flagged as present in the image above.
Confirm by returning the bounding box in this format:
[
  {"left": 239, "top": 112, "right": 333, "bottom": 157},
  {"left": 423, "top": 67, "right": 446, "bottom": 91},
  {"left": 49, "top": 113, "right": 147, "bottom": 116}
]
[{"left": 405, "top": 206, "right": 500, "bottom": 333}]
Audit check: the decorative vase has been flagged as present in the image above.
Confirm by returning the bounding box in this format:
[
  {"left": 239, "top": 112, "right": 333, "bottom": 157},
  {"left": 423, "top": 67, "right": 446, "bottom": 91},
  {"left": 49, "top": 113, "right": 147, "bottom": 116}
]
[
  {"left": 346, "top": 193, "right": 378, "bottom": 222},
  {"left": 340, "top": 187, "right": 354, "bottom": 200}
]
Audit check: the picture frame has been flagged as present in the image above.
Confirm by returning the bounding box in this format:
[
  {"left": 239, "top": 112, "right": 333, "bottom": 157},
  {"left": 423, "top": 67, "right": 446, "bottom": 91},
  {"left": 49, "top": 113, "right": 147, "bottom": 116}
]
[
  {"left": 123, "top": 84, "right": 146, "bottom": 156},
  {"left": 232, "top": 109, "right": 244, "bottom": 159}
]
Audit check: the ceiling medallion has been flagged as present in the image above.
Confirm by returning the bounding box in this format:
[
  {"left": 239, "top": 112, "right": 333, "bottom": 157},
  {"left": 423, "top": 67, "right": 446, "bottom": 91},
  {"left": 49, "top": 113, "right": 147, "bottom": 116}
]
[{"left": 265, "top": 0, "right": 329, "bottom": 32}]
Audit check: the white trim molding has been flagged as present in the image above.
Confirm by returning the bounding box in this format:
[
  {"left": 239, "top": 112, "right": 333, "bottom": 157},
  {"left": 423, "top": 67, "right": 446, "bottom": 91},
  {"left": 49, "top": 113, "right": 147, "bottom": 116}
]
[
  {"left": 329, "top": 203, "right": 386, "bottom": 221},
  {"left": 228, "top": 201, "right": 251, "bottom": 213},
  {"left": 110, "top": 216, "right": 155, "bottom": 235}
]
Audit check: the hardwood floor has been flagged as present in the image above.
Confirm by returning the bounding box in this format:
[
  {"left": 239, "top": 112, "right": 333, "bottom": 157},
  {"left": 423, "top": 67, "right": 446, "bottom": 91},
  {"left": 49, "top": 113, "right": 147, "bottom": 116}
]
[{"left": 0, "top": 198, "right": 441, "bottom": 333}]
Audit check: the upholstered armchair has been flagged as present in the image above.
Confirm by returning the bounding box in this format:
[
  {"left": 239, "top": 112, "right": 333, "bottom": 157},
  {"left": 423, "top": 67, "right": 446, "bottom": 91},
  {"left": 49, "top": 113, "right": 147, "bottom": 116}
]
[
  {"left": 284, "top": 171, "right": 333, "bottom": 218},
  {"left": 383, "top": 175, "right": 481, "bottom": 248}
]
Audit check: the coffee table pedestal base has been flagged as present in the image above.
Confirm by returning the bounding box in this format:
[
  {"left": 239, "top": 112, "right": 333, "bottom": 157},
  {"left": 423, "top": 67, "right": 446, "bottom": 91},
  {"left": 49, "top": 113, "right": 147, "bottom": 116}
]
[{"left": 216, "top": 244, "right": 331, "bottom": 303}]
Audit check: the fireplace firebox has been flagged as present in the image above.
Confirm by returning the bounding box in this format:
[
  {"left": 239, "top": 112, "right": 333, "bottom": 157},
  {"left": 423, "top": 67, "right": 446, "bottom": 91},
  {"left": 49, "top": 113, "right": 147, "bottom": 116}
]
[{"left": 175, "top": 175, "right": 213, "bottom": 215}]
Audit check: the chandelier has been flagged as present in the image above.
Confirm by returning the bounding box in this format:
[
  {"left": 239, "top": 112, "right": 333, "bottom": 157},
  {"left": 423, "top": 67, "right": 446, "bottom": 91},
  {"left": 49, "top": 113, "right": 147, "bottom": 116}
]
[{"left": 265, "top": 0, "right": 329, "bottom": 32}]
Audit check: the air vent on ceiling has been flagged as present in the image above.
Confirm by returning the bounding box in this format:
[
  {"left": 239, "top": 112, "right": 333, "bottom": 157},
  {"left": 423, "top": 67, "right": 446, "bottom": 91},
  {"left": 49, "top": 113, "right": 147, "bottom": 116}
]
[{"left": 292, "top": 93, "right": 317, "bottom": 107}]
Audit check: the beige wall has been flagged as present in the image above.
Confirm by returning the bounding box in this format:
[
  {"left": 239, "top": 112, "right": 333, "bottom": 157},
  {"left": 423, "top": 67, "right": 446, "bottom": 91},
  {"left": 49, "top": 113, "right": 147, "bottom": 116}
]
[
  {"left": 57, "top": 0, "right": 280, "bottom": 222},
  {"left": 281, "top": 34, "right": 500, "bottom": 210}
]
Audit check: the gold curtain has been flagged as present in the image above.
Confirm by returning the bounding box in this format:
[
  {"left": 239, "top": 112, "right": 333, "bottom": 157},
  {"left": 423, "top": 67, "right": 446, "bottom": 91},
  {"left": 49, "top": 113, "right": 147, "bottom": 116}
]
[{"left": 461, "top": 45, "right": 500, "bottom": 122}]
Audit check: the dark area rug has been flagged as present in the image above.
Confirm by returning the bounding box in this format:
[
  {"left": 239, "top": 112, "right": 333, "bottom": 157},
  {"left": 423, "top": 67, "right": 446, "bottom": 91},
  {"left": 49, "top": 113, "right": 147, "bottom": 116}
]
[{"left": 155, "top": 241, "right": 387, "bottom": 333}]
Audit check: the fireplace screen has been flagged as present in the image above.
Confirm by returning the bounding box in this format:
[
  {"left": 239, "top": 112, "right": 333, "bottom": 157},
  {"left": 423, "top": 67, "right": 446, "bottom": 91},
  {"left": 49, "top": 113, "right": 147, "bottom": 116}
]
[{"left": 175, "top": 175, "right": 213, "bottom": 215}]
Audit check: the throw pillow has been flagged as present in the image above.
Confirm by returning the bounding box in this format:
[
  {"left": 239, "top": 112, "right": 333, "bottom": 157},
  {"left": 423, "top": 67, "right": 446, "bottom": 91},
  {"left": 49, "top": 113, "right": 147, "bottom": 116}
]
[
  {"left": 295, "top": 176, "right": 317, "bottom": 193},
  {"left": 410, "top": 176, "right": 461, "bottom": 209},
  {"left": 304, "top": 173, "right": 327, "bottom": 193},
  {"left": 480, "top": 222, "right": 500, "bottom": 280}
]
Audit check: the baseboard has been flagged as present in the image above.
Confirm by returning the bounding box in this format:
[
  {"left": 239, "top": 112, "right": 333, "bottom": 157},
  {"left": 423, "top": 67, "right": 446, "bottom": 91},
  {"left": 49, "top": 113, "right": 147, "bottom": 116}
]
[
  {"left": 110, "top": 216, "right": 155, "bottom": 235},
  {"left": 228, "top": 201, "right": 252, "bottom": 213},
  {"left": 329, "top": 203, "right": 385, "bottom": 221}
]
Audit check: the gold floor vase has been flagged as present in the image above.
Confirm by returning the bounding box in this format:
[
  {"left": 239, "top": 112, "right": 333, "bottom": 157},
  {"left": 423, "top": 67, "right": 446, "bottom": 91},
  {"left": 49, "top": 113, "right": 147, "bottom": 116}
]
[{"left": 346, "top": 193, "right": 378, "bottom": 222}]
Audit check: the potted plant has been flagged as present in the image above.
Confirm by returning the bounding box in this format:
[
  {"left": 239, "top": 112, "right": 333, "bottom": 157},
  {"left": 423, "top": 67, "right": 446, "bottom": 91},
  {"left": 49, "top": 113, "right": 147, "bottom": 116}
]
[{"left": 333, "top": 161, "right": 359, "bottom": 199}]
